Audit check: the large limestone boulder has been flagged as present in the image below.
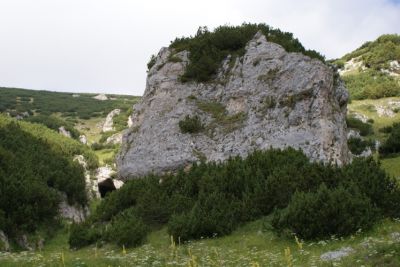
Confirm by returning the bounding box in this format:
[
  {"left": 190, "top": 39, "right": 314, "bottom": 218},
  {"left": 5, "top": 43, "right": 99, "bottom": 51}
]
[{"left": 117, "top": 32, "right": 350, "bottom": 179}]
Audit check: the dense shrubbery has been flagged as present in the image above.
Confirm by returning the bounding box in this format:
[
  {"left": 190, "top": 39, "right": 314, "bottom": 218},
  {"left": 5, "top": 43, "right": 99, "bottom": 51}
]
[
  {"left": 0, "top": 87, "right": 138, "bottom": 119},
  {"left": 71, "top": 148, "right": 400, "bottom": 248},
  {"left": 168, "top": 23, "right": 324, "bottom": 82},
  {"left": 272, "top": 184, "right": 377, "bottom": 239},
  {"left": 343, "top": 34, "right": 400, "bottom": 70},
  {"left": 348, "top": 137, "right": 375, "bottom": 155},
  {"left": 178, "top": 115, "right": 204, "bottom": 133},
  {"left": 25, "top": 115, "right": 81, "bottom": 139},
  {"left": 342, "top": 70, "right": 400, "bottom": 100},
  {"left": 380, "top": 122, "right": 400, "bottom": 156},
  {"left": 346, "top": 116, "right": 373, "bottom": 136},
  {"left": 0, "top": 119, "right": 89, "bottom": 239}
]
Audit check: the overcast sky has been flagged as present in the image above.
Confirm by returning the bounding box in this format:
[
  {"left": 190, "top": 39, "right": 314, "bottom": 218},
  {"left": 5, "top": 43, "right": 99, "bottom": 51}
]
[{"left": 0, "top": 0, "right": 399, "bottom": 96}]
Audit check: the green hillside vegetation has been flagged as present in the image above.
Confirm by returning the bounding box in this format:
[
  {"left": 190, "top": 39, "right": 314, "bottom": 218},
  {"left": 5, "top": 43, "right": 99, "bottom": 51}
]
[
  {"left": 334, "top": 34, "right": 400, "bottom": 100},
  {"left": 0, "top": 87, "right": 139, "bottom": 119},
  {"left": 69, "top": 148, "right": 399, "bottom": 250},
  {"left": 342, "top": 34, "right": 400, "bottom": 69},
  {"left": 0, "top": 115, "right": 97, "bottom": 245},
  {"left": 150, "top": 23, "right": 324, "bottom": 83},
  {"left": 25, "top": 115, "right": 81, "bottom": 140}
]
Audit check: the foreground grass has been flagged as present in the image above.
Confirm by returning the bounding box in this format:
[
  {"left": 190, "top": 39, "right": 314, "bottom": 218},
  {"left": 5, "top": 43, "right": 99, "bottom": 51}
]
[{"left": 1, "top": 218, "right": 399, "bottom": 266}]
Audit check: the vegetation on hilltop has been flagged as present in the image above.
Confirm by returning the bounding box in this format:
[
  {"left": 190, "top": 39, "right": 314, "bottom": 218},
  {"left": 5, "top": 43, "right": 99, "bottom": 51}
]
[
  {"left": 0, "top": 87, "right": 139, "bottom": 119},
  {"left": 70, "top": 148, "right": 399, "bottom": 249},
  {"left": 0, "top": 115, "right": 94, "bottom": 241},
  {"left": 334, "top": 34, "right": 400, "bottom": 100},
  {"left": 342, "top": 34, "right": 400, "bottom": 69},
  {"left": 148, "top": 23, "right": 325, "bottom": 82}
]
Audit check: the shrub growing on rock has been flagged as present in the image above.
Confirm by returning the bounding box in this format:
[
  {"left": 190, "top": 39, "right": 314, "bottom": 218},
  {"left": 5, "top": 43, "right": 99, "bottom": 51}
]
[{"left": 178, "top": 115, "right": 204, "bottom": 134}]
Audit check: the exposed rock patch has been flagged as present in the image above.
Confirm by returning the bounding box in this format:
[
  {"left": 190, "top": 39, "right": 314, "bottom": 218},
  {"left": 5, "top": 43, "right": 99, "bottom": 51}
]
[
  {"left": 58, "top": 126, "right": 71, "bottom": 138},
  {"left": 58, "top": 196, "right": 88, "bottom": 223},
  {"left": 103, "top": 109, "right": 121, "bottom": 132},
  {"left": 320, "top": 247, "right": 354, "bottom": 261},
  {"left": 79, "top": 134, "right": 87, "bottom": 145},
  {"left": 117, "top": 31, "right": 350, "bottom": 179},
  {"left": 376, "top": 105, "right": 395, "bottom": 117},
  {"left": 106, "top": 132, "right": 123, "bottom": 145},
  {"left": 93, "top": 94, "right": 108, "bottom": 101}
]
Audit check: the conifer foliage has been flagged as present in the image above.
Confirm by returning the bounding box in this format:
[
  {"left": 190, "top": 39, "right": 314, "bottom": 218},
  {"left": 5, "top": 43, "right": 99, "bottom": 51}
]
[{"left": 70, "top": 148, "right": 400, "bottom": 248}]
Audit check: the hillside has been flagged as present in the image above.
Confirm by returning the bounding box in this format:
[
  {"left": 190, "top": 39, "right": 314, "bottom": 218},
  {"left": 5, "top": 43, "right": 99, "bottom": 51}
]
[
  {"left": 0, "top": 115, "right": 96, "bottom": 250},
  {"left": 0, "top": 87, "right": 140, "bottom": 251},
  {"left": 334, "top": 34, "right": 400, "bottom": 100},
  {"left": 1, "top": 28, "right": 400, "bottom": 266}
]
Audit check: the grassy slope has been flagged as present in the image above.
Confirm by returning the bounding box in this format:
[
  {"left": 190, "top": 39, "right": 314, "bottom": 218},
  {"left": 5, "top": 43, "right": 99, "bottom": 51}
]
[{"left": 348, "top": 97, "right": 400, "bottom": 180}]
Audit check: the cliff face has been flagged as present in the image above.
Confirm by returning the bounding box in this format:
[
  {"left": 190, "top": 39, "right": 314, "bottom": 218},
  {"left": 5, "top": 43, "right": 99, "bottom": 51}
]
[{"left": 117, "top": 32, "right": 350, "bottom": 179}]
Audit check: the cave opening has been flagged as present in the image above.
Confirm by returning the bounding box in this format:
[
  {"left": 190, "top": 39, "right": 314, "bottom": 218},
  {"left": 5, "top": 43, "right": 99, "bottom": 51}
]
[{"left": 98, "top": 178, "right": 117, "bottom": 198}]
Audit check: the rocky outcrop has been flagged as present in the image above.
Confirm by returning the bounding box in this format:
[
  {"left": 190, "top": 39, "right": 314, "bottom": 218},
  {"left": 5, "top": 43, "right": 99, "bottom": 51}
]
[
  {"left": 93, "top": 94, "right": 108, "bottom": 101},
  {"left": 58, "top": 126, "right": 71, "bottom": 138},
  {"left": 79, "top": 134, "right": 87, "bottom": 145},
  {"left": 117, "top": 31, "right": 350, "bottom": 179},
  {"left": 106, "top": 132, "right": 123, "bottom": 145},
  {"left": 58, "top": 197, "right": 88, "bottom": 223},
  {"left": 96, "top": 166, "right": 124, "bottom": 197},
  {"left": 103, "top": 109, "right": 121, "bottom": 132}
]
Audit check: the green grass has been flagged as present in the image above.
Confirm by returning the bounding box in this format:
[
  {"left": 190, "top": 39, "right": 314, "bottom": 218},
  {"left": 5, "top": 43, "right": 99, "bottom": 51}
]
[
  {"left": 381, "top": 157, "right": 400, "bottom": 179},
  {"left": 95, "top": 148, "right": 117, "bottom": 166},
  {"left": 1, "top": 218, "right": 399, "bottom": 266},
  {"left": 348, "top": 97, "right": 400, "bottom": 141}
]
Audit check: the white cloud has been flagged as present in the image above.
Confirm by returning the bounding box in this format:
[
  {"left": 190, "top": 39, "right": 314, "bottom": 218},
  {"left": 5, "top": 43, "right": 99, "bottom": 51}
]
[{"left": 0, "top": 0, "right": 399, "bottom": 95}]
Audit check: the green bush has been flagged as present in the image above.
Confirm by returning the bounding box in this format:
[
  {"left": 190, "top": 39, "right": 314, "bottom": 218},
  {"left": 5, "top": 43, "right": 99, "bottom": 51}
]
[
  {"left": 106, "top": 209, "right": 148, "bottom": 247},
  {"left": 69, "top": 223, "right": 101, "bottom": 249},
  {"left": 343, "top": 70, "right": 400, "bottom": 100},
  {"left": 25, "top": 115, "right": 81, "bottom": 139},
  {"left": 0, "top": 116, "right": 94, "bottom": 241},
  {"left": 169, "top": 23, "right": 324, "bottom": 83},
  {"left": 347, "top": 137, "right": 375, "bottom": 155},
  {"left": 178, "top": 115, "right": 204, "bottom": 134},
  {"left": 380, "top": 123, "right": 400, "bottom": 156},
  {"left": 272, "top": 184, "right": 377, "bottom": 239},
  {"left": 346, "top": 116, "right": 373, "bottom": 136},
  {"left": 147, "top": 55, "right": 156, "bottom": 70},
  {"left": 73, "top": 148, "right": 399, "bottom": 247},
  {"left": 168, "top": 192, "right": 239, "bottom": 241}
]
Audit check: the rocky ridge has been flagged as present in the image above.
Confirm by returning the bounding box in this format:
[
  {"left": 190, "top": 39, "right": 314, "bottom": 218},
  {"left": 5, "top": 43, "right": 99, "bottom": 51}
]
[{"left": 117, "top": 31, "right": 350, "bottom": 179}]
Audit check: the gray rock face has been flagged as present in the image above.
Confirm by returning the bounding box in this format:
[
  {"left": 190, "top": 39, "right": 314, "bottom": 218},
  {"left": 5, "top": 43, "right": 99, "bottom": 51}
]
[
  {"left": 117, "top": 32, "right": 350, "bottom": 179},
  {"left": 58, "top": 195, "right": 88, "bottom": 223}
]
